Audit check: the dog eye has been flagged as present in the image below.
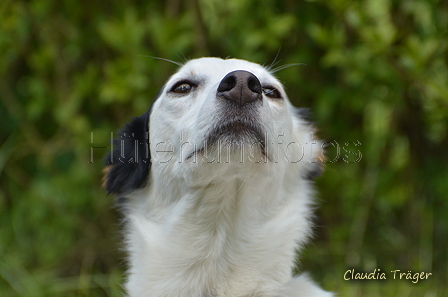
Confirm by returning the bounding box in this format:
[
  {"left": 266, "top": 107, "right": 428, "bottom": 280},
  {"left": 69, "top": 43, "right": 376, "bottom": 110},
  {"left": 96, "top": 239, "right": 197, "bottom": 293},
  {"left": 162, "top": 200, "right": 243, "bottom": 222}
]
[
  {"left": 170, "top": 81, "right": 195, "bottom": 94},
  {"left": 263, "top": 87, "right": 282, "bottom": 99}
]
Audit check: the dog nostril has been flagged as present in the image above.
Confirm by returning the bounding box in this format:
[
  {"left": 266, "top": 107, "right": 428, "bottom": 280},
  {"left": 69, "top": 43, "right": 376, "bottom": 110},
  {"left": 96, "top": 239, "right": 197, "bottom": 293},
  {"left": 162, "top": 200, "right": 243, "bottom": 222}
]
[
  {"left": 248, "top": 76, "right": 262, "bottom": 94},
  {"left": 217, "top": 75, "right": 236, "bottom": 92}
]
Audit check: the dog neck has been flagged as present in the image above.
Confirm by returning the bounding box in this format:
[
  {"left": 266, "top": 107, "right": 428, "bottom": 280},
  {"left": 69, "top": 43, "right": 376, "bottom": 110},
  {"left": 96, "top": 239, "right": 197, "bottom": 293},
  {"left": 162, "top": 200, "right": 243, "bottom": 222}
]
[{"left": 124, "top": 161, "right": 313, "bottom": 296}]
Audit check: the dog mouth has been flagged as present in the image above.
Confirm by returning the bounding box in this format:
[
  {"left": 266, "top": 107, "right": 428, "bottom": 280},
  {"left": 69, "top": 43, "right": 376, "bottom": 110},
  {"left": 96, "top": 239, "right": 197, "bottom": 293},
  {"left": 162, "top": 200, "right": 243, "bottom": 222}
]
[
  {"left": 207, "top": 120, "right": 266, "bottom": 147},
  {"left": 186, "top": 119, "right": 267, "bottom": 161}
]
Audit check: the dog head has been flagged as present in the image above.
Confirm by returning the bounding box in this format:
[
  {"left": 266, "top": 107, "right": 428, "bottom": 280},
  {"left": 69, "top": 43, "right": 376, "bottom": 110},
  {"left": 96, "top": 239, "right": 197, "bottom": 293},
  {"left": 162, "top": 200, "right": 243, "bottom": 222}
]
[{"left": 104, "top": 58, "right": 322, "bottom": 196}]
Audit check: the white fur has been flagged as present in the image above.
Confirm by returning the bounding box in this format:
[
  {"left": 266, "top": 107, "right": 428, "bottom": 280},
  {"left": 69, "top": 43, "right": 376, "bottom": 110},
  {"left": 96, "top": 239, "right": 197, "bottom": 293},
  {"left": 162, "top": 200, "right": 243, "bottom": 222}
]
[{"left": 121, "top": 58, "right": 333, "bottom": 296}]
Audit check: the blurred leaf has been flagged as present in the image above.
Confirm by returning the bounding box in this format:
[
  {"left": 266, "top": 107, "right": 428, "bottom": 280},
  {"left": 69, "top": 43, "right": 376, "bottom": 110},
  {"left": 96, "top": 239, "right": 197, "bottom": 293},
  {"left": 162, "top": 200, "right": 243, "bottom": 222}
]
[{"left": 1, "top": 0, "right": 447, "bottom": 295}]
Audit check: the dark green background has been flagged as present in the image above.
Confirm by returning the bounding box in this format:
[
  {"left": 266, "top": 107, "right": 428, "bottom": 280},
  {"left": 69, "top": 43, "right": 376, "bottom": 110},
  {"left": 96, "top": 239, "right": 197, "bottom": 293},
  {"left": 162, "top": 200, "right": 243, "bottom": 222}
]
[{"left": 1, "top": 0, "right": 447, "bottom": 296}]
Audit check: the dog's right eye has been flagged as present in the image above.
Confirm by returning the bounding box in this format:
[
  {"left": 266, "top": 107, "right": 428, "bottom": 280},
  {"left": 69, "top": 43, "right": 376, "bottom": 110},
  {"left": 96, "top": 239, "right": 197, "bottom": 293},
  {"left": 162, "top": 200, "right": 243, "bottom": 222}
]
[{"left": 170, "top": 81, "right": 195, "bottom": 94}]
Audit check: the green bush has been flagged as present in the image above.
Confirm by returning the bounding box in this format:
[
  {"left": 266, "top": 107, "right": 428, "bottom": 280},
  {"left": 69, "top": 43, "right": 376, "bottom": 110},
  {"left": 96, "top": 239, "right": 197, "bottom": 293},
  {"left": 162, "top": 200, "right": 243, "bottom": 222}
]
[{"left": 1, "top": 0, "right": 447, "bottom": 296}]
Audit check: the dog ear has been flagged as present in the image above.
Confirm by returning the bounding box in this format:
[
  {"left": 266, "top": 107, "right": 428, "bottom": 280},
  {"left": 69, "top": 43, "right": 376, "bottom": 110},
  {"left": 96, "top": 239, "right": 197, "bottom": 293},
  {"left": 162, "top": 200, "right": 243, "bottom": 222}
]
[
  {"left": 103, "top": 91, "right": 162, "bottom": 196},
  {"left": 303, "top": 161, "right": 324, "bottom": 180},
  {"left": 294, "top": 107, "right": 324, "bottom": 180},
  {"left": 103, "top": 110, "right": 151, "bottom": 195}
]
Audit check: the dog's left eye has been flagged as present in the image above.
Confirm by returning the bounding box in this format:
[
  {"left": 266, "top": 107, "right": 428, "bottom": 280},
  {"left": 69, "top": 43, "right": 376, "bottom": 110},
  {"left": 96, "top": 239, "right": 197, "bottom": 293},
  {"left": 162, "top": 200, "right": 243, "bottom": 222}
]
[
  {"left": 263, "top": 87, "right": 282, "bottom": 99},
  {"left": 170, "top": 81, "right": 195, "bottom": 94}
]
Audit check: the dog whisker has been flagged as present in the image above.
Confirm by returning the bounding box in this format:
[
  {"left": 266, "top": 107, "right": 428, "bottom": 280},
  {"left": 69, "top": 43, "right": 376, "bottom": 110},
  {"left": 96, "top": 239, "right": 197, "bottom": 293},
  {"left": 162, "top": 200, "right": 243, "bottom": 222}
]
[
  {"left": 270, "top": 63, "right": 307, "bottom": 73},
  {"left": 139, "top": 55, "right": 184, "bottom": 67},
  {"left": 267, "top": 48, "right": 283, "bottom": 71}
]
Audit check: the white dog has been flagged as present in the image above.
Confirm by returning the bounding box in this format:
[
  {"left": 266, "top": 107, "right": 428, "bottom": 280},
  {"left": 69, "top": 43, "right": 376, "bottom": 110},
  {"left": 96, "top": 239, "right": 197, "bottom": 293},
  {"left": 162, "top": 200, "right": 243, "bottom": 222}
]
[{"left": 104, "top": 58, "right": 333, "bottom": 297}]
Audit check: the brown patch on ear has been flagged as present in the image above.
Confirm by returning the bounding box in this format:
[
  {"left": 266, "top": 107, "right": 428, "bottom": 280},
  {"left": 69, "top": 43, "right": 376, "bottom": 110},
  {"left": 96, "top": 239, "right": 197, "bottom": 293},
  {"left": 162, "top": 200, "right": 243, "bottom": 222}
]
[
  {"left": 308, "top": 125, "right": 325, "bottom": 180},
  {"left": 102, "top": 166, "right": 112, "bottom": 188},
  {"left": 294, "top": 107, "right": 325, "bottom": 180},
  {"left": 311, "top": 131, "right": 326, "bottom": 163}
]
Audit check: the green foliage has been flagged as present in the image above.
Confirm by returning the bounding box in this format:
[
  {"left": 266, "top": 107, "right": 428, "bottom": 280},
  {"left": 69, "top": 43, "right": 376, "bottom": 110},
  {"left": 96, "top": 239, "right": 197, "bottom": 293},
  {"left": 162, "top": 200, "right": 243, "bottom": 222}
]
[{"left": 1, "top": 0, "right": 447, "bottom": 295}]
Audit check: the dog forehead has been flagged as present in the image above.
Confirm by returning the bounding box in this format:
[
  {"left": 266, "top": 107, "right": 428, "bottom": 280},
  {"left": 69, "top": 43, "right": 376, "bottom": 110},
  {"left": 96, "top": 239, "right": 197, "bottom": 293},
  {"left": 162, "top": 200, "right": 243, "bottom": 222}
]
[{"left": 174, "top": 57, "right": 274, "bottom": 82}]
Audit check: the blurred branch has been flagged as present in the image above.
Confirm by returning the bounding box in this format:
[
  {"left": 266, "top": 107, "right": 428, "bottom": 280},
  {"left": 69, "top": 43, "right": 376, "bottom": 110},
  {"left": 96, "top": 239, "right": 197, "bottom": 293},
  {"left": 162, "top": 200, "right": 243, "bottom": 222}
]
[
  {"left": 189, "top": 0, "right": 209, "bottom": 54},
  {"left": 345, "top": 167, "right": 379, "bottom": 267}
]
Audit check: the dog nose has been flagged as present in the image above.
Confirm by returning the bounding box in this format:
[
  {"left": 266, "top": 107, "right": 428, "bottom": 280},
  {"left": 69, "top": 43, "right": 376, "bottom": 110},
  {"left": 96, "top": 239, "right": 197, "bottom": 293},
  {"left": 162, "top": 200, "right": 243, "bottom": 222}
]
[{"left": 217, "top": 70, "right": 262, "bottom": 107}]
